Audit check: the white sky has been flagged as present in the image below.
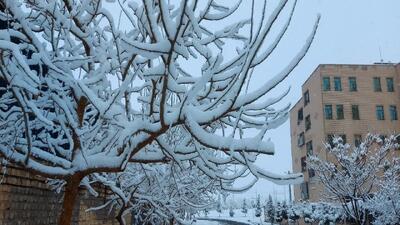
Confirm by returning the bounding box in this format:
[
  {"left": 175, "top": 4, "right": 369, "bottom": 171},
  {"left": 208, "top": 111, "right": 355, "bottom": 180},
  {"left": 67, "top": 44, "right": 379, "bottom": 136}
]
[{"left": 231, "top": 0, "right": 400, "bottom": 203}]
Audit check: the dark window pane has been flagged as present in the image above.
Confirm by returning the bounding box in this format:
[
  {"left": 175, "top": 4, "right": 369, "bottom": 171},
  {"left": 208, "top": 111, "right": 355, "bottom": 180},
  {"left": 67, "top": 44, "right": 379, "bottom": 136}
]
[
  {"left": 376, "top": 105, "right": 385, "bottom": 120},
  {"left": 305, "top": 115, "right": 311, "bottom": 131},
  {"left": 326, "top": 134, "right": 334, "bottom": 146},
  {"left": 339, "top": 134, "right": 347, "bottom": 144},
  {"left": 304, "top": 90, "right": 310, "bottom": 106},
  {"left": 349, "top": 77, "right": 357, "bottom": 91},
  {"left": 324, "top": 104, "right": 333, "bottom": 120},
  {"left": 308, "top": 168, "right": 315, "bottom": 178},
  {"left": 301, "top": 156, "right": 307, "bottom": 172},
  {"left": 352, "top": 105, "right": 360, "bottom": 120},
  {"left": 373, "top": 77, "right": 382, "bottom": 92},
  {"left": 323, "top": 77, "right": 330, "bottom": 91},
  {"left": 298, "top": 108, "right": 303, "bottom": 124},
  {"left": 298, "top": 132, "right": 305, "bottom": 147},
  {"left": 387, "top": 77, "right": 394, "bottom": 92},
  {"left": 354, "top": 134, "right": 362, "bottom": 147},
  {"left": 306, "top": 141, "right": 313, "bottom": 156},
  {"left": 301, "top": 182, "right": 309, "bottom": 200},
  {"left": 390, "top": 105, "right": 398, "bottom": 121},
  {"left": 336, "top": 104, "right": 344, "bottom": 120},
  {"left": 334, "top": 77, "right": 342, "bottom": 91}
]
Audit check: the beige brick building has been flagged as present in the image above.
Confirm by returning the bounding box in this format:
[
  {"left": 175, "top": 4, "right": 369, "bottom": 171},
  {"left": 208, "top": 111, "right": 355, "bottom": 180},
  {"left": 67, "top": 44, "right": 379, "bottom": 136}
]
[{"left": 290, "top": 63, "right": 400, "bottom": 202}]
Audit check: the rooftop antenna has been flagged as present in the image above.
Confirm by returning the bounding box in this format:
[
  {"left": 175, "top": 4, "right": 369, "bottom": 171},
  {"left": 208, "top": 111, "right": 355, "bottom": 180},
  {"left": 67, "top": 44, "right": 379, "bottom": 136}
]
[{"left": 379, "top": 46, "right": 384, "bottom": 63}]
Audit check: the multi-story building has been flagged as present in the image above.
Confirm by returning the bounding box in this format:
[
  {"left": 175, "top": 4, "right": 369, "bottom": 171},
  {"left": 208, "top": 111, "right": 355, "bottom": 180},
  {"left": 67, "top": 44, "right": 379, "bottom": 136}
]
[{"left": 290, "top": 63, "right": 400, "bottom": 202}]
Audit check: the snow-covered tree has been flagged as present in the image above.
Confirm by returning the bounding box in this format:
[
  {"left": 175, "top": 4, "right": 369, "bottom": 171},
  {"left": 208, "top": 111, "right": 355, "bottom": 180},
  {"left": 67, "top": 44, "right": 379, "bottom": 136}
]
[
  {"left": 307, "top": 134, "right": 398, "bottom": 225},
  {"left": 265, "top": 195, "right": 275, "bottom": 223},
  {"left": 255, "top": 194, "right": 262, "bottom": 217},
  {"left": 281, "top": 200, "right": 288, "bottom": 221},
  {"left": 0, "top": 0, "right": 319, "bottom": 224},
  {"left": 275, "top": 201, "right": 283, "bottom": 223},
  {"left": 365, "top": 158, "right": 400, "bottom": 225},
  {"left": 229, "top": 206, "right": 235, "bottom": 217},
  {"left": 241, "top": 198, "right": 248, "bottom": 216},
  {"left": 216, "top": 194, "right": 223, "bottom": 216}
]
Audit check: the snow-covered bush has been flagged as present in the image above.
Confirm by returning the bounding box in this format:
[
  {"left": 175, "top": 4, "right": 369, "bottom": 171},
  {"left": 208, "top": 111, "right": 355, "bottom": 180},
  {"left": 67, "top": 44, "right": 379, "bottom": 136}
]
[
  {"left": 364, "top": 158, "right": 400, "bottom": 225},
  {"left": 0, "top": 0, "right": 319, "bottom": 224},
  {"left": 264, "top": 195, "right": 275, "bottom": 223},
  {"left": 307, "top": 134, "right": 398, "bottom": 225}
]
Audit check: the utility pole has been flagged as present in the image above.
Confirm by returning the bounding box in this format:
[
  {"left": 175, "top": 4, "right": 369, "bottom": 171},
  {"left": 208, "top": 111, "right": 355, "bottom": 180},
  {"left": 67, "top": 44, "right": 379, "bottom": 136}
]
[{"left": 288, "top": 171, "right": 292, "bottom": 202}]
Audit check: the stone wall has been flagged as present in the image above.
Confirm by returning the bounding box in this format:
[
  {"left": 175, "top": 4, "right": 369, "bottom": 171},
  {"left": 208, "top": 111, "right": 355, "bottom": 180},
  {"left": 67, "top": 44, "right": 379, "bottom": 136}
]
[{"left": 0, "top": 165, "right": 125, "bottom": 225}]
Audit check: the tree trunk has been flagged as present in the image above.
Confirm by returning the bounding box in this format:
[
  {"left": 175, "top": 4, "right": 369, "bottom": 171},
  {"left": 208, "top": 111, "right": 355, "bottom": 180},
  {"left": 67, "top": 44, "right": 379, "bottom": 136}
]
[
  {"left": 59, "top": 174, "right": 84, "bottom": 225},
  {"left": 116, "top": 206, "right": 128, "bottom": 225}
]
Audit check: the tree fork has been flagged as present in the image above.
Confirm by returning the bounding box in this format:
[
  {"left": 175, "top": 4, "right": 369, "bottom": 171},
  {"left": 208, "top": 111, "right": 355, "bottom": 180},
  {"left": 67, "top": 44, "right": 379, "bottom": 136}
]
[{"left": 58, "top": 173, "right": 84, "bottom": 225}]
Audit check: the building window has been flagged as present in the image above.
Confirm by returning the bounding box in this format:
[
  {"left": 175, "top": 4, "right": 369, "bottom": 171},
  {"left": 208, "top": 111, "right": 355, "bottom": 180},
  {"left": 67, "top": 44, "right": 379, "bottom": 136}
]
[
  {"left": 322, "top": 77, "right": 330, "bottom": 91},
  {"left": 306, "top": 141, "right": 313, "bottom": 156},
  {"left": 349, "top": 77, "right": 357, "bottom": 91},
  {"left": 326, "top": 134, "right": 334, "bottom": 146},
  {"left": 352, "top": 105, "right": 360, "bottom": 120},
  {"left": 386, "top": 77, "right": 394, "bottom": 92},
  {"left": 390, "top": 105, "right": 398, "bottom": 121},
  {"left": 354, "top": 134, "right": 362, "bottom": 147},
  {"left": 336, "top": 104, "right": 344, "bottom": 120},
  {"left": 305, "top": 115, "right": 311, "bottom": 131},
  {"left": 334, "top": 77, "right": 342, "bottom": 91},
  {"left": 376, "top": 105, "right": 385, "bottom": 120},
  {"left": 300, "top": 182, "right": 309, "bottom": 200},
  {"left": 373, "top": 77, "right": 382, "bottom": 92},
  {"left": 339, "top": 134, "right": 347, "bottom": 144},
  {"left": 304, "top": 90, "right": 310, "bottom": 106},
  {"left": 298, "top": 108, "right": 303, "bottom": 124},
  {"left": 301, "top": 156, "right": 307, "bottom": 172},
  {"left": 308, "top": 168, "right": 315, "bottom": 178},
  {"left": 298, "top": 132, "right": 305, "bottom": 147},
  {"left": 324, "top": 104, "right": 333, "bottom": 120}
]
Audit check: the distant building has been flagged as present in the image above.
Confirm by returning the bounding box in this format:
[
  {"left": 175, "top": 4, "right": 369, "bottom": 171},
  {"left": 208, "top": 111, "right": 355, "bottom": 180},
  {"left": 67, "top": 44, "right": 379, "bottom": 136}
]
[{"left": 290, "top": 63, "right": 400, "bottom": 201}]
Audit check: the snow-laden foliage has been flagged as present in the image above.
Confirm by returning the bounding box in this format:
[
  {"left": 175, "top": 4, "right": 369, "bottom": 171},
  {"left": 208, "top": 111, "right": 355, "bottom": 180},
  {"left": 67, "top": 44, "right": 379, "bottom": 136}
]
[
  {"left": 0, "top": 0, "right": 319, "bottom": 223},
  {"left": 89, "top": 162, "right": 219, "bottom": 225},
  {"left": 264, "top": 194, "right": 274, "bottom": 223},
  {"left": 307, "top": 134, "right": 398, "bottom": 225},
  {"left": 287, "top": 202, "right": 344, "bottom": 225},
  {"left": 364, "top": 158, "right": 400, "bottom": 225}
]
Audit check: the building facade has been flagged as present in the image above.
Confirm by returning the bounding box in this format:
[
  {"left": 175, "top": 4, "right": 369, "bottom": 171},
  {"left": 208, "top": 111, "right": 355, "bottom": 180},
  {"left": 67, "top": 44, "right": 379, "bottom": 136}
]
[{"left": 290, "top": 63, "right": 400, "bottom": 202}]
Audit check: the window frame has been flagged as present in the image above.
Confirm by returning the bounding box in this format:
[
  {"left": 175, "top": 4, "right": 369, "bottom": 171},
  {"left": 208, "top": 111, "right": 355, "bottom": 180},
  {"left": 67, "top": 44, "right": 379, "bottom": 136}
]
[
  {"left": 351, "top": 105, "right": 360, "bottom": 120},
  {"left": 305, "top": 114, "right": 311, "bottom": 131},
  {"left": 304, "top": 90, "right": 310, "bottom": 106},
  {"left": 349, "top": 77, "right": 357, "bottom": 92},
  {"left": 336, "top": 104, "right": 344, "bottom": 120},
  {"left": 376, "top": 105, "right": 385, "bottom": 120},
  {"left": 334, "top": 77, "right": 342, "bottom": 91},
  {"left": 298, "top": 108, "right": 303, "bottom": 124},
  {"left": 298, "top": 132, "right": 305, "bottom": 147},
  {"left": 386, "top": 77, "right": 394, "bottom": 92},
  {"left": 306, "top": 140, "right": 313, "bottom": 156},
  {"left": 322, "top": 76, "right": 331, "bottom": 91},
  {"left": 354, "top": 134, "right": 362, "bottom": 147},
  {"left": 390, "top": 105, "right": 398, "bottom": 121},
  {"left": 373, "top": 77, "right": 382, "bottom": 92},
  {"left": 324, "top": 104, "right": 333, "bottom": 120}
]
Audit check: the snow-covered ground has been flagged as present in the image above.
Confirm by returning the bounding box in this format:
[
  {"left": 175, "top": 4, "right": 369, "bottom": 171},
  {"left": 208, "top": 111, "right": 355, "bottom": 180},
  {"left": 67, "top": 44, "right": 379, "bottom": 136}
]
[{"left": 194, "top": 208, "right": 272, "bottom": 225}]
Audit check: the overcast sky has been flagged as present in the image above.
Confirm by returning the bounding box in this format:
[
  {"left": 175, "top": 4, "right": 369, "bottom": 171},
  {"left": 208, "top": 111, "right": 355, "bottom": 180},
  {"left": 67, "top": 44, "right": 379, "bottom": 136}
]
[{"left": 232, "top": 0, "right": 400, "bottom": 202}]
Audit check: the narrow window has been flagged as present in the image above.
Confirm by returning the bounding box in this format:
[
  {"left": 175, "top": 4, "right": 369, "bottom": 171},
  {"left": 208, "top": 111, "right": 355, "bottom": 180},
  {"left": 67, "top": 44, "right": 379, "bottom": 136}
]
[
  {"left": 301, "top": 182, "right": 309, "bottom": 200},
  {"left": 354, "top": 134, "right": 362, "bottom": 147},
  {"left": 339, "top": 134, "right": 347, "bottom": 144},
  {"left": 349, "top": 77, "right": 357, "bottom": 91},
  {"left": 386, "top": 77, "right": 394, "bottom": 92},
  {"left": 373, "top": 77, "right": 382, "bottom": 92},
  {"left": 305, "top": 115, "right": 311, "bottom": 131},
  {"left": 352, "top": 105, "right": 360, "bottom": 120},
  {"left": 326, "top": 134, "right": 334, "bottom": 146},
  {"left": 324, "top": 104, "right": 333, "bottom": 120},
  {"left": 298, "top": 132, "right": 305, "bottom": 147},
  {"left": 336, "top": 104, "right": 344, "bottom": 120},
  {"left": 306, "top": 141, "right": 313, "bottom": 156},
  {"left": 308, "top": 168, "right": 315, "bottom": 178},
  {"left": 304, "top": 90, "right": 310, "bottom": 106},
  {"left": 376, "top": 105, "right": 385, "bottom": 120},
  {"left": 298, "top": 108, "right": 303, "bottom": 124},
  {"left": 322, "top": 77, "right": 330, "bottom": 91},
  {"left": 334, "top": 77, "right": 342, "bottom": 91},
  {"left": 301, "top": 156, "right": 307, "bottom": 172},
  {"left": 390, "top": 105, "right": 398, "bottom": 121}
]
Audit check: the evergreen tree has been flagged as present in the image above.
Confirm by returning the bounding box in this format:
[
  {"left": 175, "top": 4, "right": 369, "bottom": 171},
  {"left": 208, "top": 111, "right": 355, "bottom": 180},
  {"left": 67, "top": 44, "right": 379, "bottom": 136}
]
[
  {"left": 265, "top": 195, "right": 275, "bottom": 223},
  {"left": 241, "top": 199, "right": 248, "bottom": 216},
  {"left": 282, "top": 201, "right": 288, "bottom": 221},
  {"left": 229, "top": 206, "right": 235, "bottom": 217},
  {"left": 216, "top": 194, "right": 222, "bottom": 216},
  {"left": 275, "top": 202, "right": 283, "bottom": 223},
  {"left": 255, "top": 195, "right": 262, "bottom": 217}
]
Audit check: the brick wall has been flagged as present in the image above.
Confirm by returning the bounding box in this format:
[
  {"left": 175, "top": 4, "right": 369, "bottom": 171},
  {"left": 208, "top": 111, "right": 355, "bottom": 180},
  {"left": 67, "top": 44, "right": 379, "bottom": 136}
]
[{"left": 0, "top": 166, "right": 126, "bottom": 225}]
